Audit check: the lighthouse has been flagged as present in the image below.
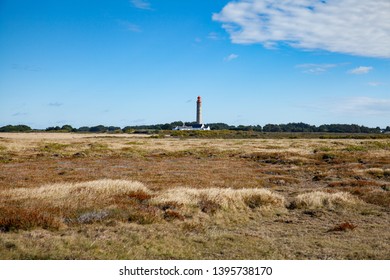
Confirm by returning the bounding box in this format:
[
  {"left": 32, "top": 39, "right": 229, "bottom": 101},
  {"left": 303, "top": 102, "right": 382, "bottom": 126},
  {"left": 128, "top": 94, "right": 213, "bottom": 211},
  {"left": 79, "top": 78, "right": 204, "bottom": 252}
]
[
  {"left": 196, "top": 96, "right": 202, "bottom": 124},
  {"left": 173, "top": 96, "right": 210, "bottom": 131}
]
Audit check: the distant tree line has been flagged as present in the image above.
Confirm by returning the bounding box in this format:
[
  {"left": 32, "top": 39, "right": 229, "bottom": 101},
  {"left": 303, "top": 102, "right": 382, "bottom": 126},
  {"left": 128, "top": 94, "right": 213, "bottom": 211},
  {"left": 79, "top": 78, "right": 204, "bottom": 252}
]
[
  {"left": 261, "top": 123, "right": 384, "bottom": 133},
  {"left": 0, "top": 125, "right": 32, "bottom": 132},
  {"left": 1, "top": 123, "right": 390, "bottom": 134}
]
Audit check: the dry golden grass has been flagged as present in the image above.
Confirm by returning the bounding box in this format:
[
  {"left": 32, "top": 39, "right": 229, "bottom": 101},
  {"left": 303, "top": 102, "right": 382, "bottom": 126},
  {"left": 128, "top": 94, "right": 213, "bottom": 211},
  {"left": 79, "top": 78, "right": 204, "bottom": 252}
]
[
  {"left": 0, "top": 180, "right": 285, "bottom": 230},
  {"left": 366, "top": 168, "right": 385, "bottom": 177},
  {"left": 2, "top": 132, "right": 385, "bottom": 157},
  {"left": 1, "top": 133, "right": 390, "bottom": 260},
  {"left": 151, "top": 187, "right": 285, "bottom": 211},
  {"left": 291, "top": 191, "right": 361, "bottom": 210},
  {"left": 2, "top": 179, "right": 150, "bottom": 207}
]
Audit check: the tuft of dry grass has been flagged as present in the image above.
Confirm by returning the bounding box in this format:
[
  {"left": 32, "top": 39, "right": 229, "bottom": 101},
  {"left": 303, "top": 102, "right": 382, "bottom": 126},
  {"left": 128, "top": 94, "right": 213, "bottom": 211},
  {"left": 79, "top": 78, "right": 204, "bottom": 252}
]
[
  {"left": 366, "top": 168, "right": 385, "bottom": 177},
  {"left": 151, "top": 187, "right": 286, "bottom": 211},
  {"left": 291, "top": 191, "right": 361, "bottom": 210},
  {"left": 1, "top": 179, "right": 151, "bottom": 209}
]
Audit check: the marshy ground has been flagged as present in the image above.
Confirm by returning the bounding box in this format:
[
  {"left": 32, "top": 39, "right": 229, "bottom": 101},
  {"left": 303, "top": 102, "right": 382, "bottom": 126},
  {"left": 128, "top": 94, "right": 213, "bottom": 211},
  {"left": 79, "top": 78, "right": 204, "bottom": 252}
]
[{"left": 0, "top": 133, "right": 389, "bottom": 259}]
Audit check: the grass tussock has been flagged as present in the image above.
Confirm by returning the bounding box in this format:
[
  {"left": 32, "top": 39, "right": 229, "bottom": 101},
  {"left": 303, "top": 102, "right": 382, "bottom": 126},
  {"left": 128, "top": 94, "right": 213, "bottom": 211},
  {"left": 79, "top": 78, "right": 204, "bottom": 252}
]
[
  {"left": 151, "top": 187, "right": 286, "bottom": 211},
  {"left": 3, "top": 179, "right": 151, "bottom": 208},
  {"left": 291, "top": 191, "right": 361, "bottom": 210},
  {"left": 366, "top": 168, "right": 385, "bottom": 177}
]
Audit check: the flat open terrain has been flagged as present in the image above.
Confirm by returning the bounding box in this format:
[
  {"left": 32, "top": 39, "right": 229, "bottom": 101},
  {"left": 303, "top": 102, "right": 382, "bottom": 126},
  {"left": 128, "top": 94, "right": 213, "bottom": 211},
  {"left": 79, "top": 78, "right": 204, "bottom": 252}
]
[{"left": 0, "top": 133, "right": 389, "bottom": 259}]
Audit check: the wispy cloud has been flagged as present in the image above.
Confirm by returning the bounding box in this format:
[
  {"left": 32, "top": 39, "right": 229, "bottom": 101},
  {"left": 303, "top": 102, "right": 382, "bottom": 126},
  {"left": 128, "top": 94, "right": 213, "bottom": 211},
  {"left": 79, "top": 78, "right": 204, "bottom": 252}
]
[
  {"left": 118, "top": 20, "right": 141, "bottom": 32},
  {"left": 132, "top": 118, "right": 146, "bottom": 124},
  {"left": 207, "top": 32, "right": 224, "bottom": 41},
  {"left": 12, "top": 112, "right": 28, "bottom": 117},
  {"left": 348, "top": 66, "right": 373, "bottom": 75},
  {"left": 296, "top": 63, "right": 338, "bottom": 74},
  {"left": 11, "top": 64, "right": 42, "bottom": 72},
  {"left": 130, "top": 0, "right": 152, "bottom": 10},
  {"left": 224, "top": 53, "right": 238, "bottom": 61},
  {"left": 367, "top": 81, "right": 383, "bottom": 87},
  {"left": 48, "top": 102, "right": 63, "bottom": 107},
  {"left": 334, "top": 97, "right": 390, "bottom": 116},
  {"left": 213, "top": 0, "right": 390, "bottom": 58}
]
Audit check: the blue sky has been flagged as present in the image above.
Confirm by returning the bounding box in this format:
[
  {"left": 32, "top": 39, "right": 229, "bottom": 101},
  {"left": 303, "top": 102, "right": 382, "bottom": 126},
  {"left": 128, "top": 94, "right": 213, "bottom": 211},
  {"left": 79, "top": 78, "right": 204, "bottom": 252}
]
[{"left": 0, "top": 0, "right": 389, "bottom": 129}]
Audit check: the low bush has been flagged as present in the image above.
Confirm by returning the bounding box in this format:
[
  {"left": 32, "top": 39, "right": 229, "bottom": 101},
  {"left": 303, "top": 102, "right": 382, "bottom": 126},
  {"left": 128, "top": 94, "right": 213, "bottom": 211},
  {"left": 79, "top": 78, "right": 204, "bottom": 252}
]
[{"left": 0, "top": 206, "right": 63, "bottom": 232}]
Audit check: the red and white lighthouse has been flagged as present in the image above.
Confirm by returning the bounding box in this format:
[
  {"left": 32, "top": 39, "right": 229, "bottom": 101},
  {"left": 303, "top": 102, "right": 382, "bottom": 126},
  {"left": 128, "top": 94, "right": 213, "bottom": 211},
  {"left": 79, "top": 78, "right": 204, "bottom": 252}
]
[{"left": 196, "top": 96, "right": 202, "bottom": 124}]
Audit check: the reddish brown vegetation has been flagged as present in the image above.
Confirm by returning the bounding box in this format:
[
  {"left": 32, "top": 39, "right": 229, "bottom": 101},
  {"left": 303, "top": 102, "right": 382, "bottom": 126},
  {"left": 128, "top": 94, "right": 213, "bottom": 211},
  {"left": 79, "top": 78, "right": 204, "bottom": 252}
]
[{"left": 329, "top": 222, "right": 357, "bottom": 232}]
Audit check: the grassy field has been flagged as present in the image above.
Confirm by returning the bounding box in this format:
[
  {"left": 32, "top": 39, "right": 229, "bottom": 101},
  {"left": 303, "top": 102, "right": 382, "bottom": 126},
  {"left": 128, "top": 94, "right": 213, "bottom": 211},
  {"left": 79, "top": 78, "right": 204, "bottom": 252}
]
[{"left": 0, "top": 133, "right": 389, "bottom": 259}]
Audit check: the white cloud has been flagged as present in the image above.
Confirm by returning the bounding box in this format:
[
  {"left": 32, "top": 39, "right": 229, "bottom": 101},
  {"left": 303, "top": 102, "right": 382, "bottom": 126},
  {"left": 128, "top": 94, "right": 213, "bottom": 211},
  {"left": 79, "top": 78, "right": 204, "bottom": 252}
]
[
  {"left": 118, "top": 20, "right": 141, "bottom": 32},
  {"left": 132, "top": 118, "right": 147, "bottom": 124},
  {"left": 11, "top": 64, "right": 42, "bottom": 72},
  {"left": 130, "top": 0, "right": 152, "bottom": 10},
  {"left": 208, "top": 32, "right": 225, "bottom": 41},
  {"left": 48, "top": 102, "right": 63, "bottom": 107},
  {"left": 125, "top": 23, "right": 141, "bottom": 33},
  {"left": 213, "top": 0, "right": 390, "bottom": 58},
  {"left": 12, "top": 112, "right": 28, "bottom": 117},
  {"left": 296, "top": 63, "right": 338, "bottom": 74},
  {"left": 367, "top": 81, "right": 383, "bottom": 87},
  {"left": 224, "top": 53, "right": 239, "bottom": 61},
  {"left": 348, "top": 66, "right": 373, "bottom": 75},
  {"left": 334, "top": 97, "right": 390, "bottom": 115}
]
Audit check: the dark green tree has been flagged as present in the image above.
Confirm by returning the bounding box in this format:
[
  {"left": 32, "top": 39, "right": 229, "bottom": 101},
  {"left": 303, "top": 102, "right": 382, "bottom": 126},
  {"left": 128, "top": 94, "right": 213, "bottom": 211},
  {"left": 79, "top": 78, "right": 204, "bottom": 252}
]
[
  {"left": 0, "top": 125, "right": 32, "bottom": 132},
  {"left": 61, "top": 125, "right": 73, "bottom": 131}
]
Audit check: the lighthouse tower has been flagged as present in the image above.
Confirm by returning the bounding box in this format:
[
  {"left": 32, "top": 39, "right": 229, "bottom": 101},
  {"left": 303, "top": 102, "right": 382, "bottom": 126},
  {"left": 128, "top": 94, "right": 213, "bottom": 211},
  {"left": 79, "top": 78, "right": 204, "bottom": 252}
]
[
  {"left": 196, "top": 96, "right": 202, "bottom": 124},
  {"left": 173, "top": 96, "right": 210, "bottom": 130}
]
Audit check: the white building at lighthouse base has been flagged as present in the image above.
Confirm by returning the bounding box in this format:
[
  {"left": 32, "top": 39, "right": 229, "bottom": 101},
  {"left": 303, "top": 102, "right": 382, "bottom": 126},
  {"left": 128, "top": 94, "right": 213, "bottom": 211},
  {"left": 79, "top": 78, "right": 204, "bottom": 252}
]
[{"left": 173, "top": 123, "right": 210, "bottom": 131}]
